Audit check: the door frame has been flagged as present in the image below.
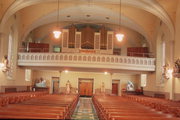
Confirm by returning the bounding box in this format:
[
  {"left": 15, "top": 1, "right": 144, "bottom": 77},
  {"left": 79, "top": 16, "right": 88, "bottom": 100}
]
[{"left": 78, "top": 78, "right": 94, "bottom": 96}]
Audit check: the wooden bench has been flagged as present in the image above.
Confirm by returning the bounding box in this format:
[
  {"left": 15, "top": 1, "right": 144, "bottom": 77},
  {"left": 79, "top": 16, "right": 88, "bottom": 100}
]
[
  {"left": 0, "top": 94, "right": 79, "bottom": 119},
  {"left": 0, "top": 91, "right": 48, "bottom": 107},
  {"left": 92, "top": 95, "right": 180, "bottom": 120},
  {"left": 122, "top": 94, "right": 180, "bottom": 117}
]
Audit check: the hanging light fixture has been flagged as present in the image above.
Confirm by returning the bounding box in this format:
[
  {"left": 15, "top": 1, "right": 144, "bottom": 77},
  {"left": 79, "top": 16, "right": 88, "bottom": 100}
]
[
  {"left": 53, "top": 0, "right": 61, "bottom": 39},
  {"left": 116, "top": 0, "right": 124, "bottom": 42}
]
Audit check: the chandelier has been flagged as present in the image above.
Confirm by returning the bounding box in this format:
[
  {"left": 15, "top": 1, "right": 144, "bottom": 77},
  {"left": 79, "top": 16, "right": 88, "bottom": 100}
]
[
  {"left": 116, "top": 0, "right": 124, "bottom": 42},
  {"left": 53, "top": 0, "right": 61, "bottom": 39}
]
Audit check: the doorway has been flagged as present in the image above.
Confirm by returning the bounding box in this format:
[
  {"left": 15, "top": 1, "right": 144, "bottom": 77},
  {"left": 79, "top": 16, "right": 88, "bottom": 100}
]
[
  {"left": 52, "top": 77, "right": 60, "bottom": 94},
  {"left": 112, "top": 80, "right": 120, "bottom": 96},
  {"left": 112, "top": 83, "right": 118, "bottom": 95},
  {"left": 79, "top": 78, "right": 93, "bottom": 97}
]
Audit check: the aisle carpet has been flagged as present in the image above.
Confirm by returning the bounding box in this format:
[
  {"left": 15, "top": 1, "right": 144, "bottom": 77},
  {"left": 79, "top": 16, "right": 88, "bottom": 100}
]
[{"left": 71, "top": 97, "right": 99, "bottom": 120}]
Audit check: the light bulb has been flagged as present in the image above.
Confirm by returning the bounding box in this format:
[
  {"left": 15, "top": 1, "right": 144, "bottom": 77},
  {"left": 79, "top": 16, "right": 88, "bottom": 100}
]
[
  {"left": 53, "top": 30, "right": 61, "bottom": 39},
  {"left": 104, "top": 72, "right": 108, "bottom": 75},
  {"left": 116, "top": 33, "right": 124, "bottom": 42}
]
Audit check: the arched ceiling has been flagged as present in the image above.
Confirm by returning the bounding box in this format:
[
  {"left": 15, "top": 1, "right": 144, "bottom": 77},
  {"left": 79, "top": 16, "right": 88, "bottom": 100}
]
[
  {"left": 0, "top": 0, "right": 177, "bottom": 46},
  {"left": 156, "top": 0, "right": 179, "bottom": 24},
  {"left": 21, "top": 4, "right": 150, "bottom": 42},
  {"left": 0, "top": 0, "right": 15, "bottom": 21}
]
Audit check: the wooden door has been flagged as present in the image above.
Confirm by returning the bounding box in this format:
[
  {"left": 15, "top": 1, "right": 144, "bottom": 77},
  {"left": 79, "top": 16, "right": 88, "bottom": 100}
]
[
  {"left": 79, "top": 81, "right": 93, "bottom": 96},
  {"left": 112, "top": 83, "right": 118, "bottom": 95},
  {"left": 86, "top": 82, "right": 93, "bottom": 96},
  {"left": 53, "top": 80, "right": 59, "bottom": 94},
  {"left": 79, "top": 82, "right": 86, "bottom": 95}
]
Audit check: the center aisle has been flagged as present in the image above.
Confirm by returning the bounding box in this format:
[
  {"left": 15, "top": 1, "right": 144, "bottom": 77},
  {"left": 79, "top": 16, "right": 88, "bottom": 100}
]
[{"left": 71, "top": 97, "right": 99, "bottom": 120}]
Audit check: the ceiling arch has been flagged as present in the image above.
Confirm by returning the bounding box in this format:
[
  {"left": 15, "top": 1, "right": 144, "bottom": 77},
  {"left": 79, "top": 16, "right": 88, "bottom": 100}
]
[
  {"left": 22, "top": 5, "right": 150, "bottom": 44},
  {"left": 0, "top": 0, "right": 174, "bottom": 41}
]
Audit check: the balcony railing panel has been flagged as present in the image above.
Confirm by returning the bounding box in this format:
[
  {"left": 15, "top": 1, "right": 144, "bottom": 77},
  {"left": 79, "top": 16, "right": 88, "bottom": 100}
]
[{"left": 18, "top": 53, "right": 155, "bottom": 71}]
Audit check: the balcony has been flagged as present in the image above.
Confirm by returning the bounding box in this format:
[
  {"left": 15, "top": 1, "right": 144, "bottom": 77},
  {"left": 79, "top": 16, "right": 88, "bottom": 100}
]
[{"left": 18, "top": 52, "right": 155, "bottom": 72}]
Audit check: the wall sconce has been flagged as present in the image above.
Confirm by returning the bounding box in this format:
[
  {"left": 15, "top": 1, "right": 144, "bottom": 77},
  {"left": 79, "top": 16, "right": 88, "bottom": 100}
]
[
  {"left": 167, "top": 69, "right": 173, "bottom": 79},
  {"left": 174, "top": 58, "right": 180, "bottom": 78},
  {"left": 0, "top": 55, "right": 9, "bottom": 73},
  {"left": 162, "top": 63, "right": 173, "bottom": 79}
]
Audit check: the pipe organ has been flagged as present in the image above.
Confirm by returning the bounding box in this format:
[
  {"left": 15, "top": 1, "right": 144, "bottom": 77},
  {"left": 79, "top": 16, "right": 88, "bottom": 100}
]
[{"left": 61, "top": 25, "right": 114, "bottom": 55}]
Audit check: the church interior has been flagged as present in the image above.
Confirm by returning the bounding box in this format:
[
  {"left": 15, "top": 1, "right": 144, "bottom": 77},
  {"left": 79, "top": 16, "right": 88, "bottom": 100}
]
[{"left": 0, "top": 0, "right": 180, "bottom": 119}]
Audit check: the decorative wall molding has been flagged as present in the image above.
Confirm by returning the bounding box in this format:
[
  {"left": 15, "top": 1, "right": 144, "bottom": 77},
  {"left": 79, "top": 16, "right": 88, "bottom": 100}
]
[{"left": 18, "top": 52, "right": 155, "bottom": 71}]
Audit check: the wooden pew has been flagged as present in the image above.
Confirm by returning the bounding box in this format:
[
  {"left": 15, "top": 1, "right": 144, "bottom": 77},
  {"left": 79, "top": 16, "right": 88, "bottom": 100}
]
[
  {"left": 122, "top": 94, "right": 180, "bottom": 117},
  {"left": 0, "top": 91, "right": 48, "bottom": 107},
  {"left": 0, "top": 94, "right": 79, "bottom": 119},
  {"left": 92, "top": 95, "right": 180, "bottom": 120},
  {"left": 0, "top": 111, "right": 63, "bottom": 119}
]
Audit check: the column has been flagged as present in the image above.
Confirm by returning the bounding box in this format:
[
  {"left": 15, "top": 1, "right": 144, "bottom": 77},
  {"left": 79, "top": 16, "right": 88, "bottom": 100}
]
[
  {"left": 169, "top": 40, "right": 175, "bottom": 100},
  {"left": 0, "top": 33, "right": 5, "bottom": 60},
  {"left": 155, "top": 33, "right": 162, "bottom": 86}
]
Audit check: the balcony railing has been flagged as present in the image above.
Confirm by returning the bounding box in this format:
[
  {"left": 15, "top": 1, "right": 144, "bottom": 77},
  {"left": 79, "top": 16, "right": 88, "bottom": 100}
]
[
  {"left": 18, "top": 52, "right": 155, "bottom": 71},
  {"left": 127, "top": 52, "right": 154, "bottom": 58},
  {"left": 19, "top": 48, "right": 49, "bottom": 52}
]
